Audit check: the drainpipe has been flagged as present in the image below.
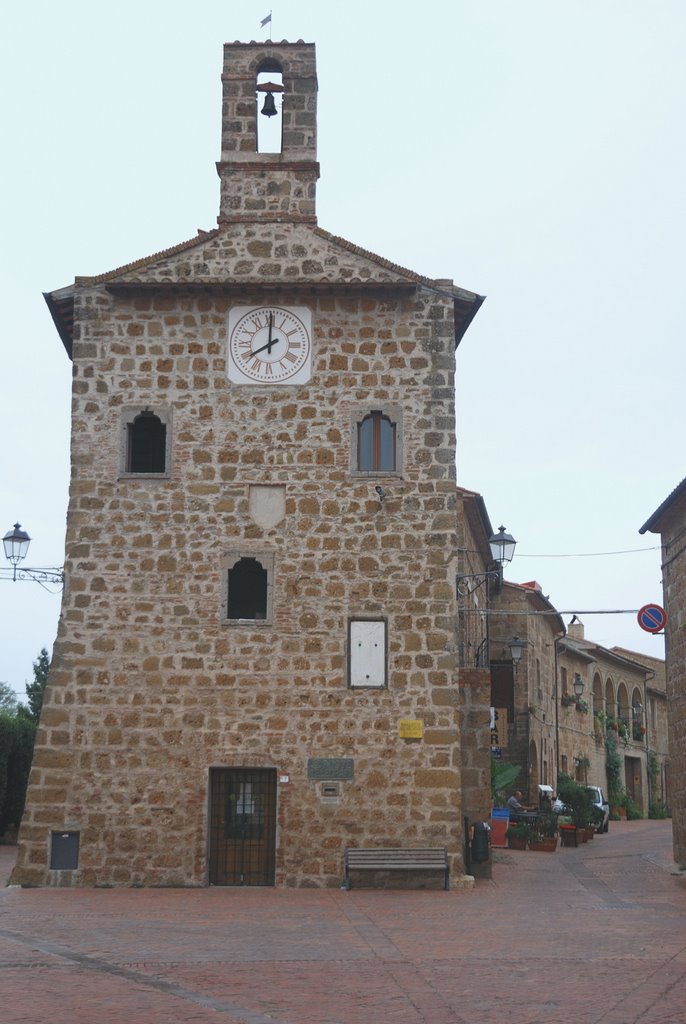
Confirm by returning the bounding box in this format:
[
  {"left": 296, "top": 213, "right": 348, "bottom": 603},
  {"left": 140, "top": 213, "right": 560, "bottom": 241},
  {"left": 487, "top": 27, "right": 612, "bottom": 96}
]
[
  {"left": 643, "top": 669, "right": 656, "bottom": 810},
  {"left": 553, "top": 633, "right": 563, "bottom": 784}
]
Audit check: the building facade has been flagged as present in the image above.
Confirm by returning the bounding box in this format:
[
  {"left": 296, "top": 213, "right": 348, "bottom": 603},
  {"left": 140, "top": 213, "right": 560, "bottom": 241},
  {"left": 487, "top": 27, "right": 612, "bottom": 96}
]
[
  {"left": 489, "top": 581, "right": 563, "bottom": 796},
  {"left": 12, "top": 42, "right": 485, "bottom": 888},
  {"left": 641, "top": 476, "right": 686, "bottom": 865},
  {"left": 488, "top": 596, "right": 668, "bottom": 820}
]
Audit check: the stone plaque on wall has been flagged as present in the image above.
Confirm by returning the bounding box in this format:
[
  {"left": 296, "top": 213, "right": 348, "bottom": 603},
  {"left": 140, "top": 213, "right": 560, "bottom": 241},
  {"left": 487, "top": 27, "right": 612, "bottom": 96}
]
[{"left": 307, "top": 758, "right": 354, "bottom": 781}]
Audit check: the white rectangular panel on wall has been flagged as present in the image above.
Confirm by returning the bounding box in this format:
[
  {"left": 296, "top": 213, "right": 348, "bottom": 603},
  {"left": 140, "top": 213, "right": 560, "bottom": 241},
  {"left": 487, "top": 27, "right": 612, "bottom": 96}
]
[{"left": 349, "top": 619, "right": 387, "bottom": 688}]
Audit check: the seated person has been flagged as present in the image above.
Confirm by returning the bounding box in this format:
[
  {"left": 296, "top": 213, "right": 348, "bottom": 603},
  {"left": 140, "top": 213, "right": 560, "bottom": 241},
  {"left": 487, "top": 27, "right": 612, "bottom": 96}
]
[{"left": 506, "top": 790, "right": 534, "bottom": 821}]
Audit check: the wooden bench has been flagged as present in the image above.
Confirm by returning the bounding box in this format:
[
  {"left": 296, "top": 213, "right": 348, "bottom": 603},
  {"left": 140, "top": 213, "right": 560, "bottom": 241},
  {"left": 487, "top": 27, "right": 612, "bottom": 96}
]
[{"left": 344, "top": 847, "right": 450, "bottom": 890}]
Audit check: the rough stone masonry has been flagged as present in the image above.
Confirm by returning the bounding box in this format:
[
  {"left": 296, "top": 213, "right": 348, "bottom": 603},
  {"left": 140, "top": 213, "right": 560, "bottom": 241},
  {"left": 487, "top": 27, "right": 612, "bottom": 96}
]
[{"left": 12, "top": 41, "right": 485, "bottom": 888}]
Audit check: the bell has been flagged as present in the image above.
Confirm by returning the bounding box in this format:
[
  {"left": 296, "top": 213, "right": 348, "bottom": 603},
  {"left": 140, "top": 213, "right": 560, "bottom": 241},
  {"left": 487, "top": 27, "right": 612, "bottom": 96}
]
[{"left": 261, "top": 91, "right": 277, "bottom": 117}]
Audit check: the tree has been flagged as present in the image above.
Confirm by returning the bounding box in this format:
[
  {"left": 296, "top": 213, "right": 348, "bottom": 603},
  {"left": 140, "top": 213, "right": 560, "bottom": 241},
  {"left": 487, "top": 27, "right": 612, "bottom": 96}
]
[
  {"left": 0, "top": 682, "right": 18, "bottom": 713},
  {"left": 0, "top": 648, "right": 49, "bottom": 836},
  {"left": 23, "top": 647, "right": 50, "bottom": 723}
]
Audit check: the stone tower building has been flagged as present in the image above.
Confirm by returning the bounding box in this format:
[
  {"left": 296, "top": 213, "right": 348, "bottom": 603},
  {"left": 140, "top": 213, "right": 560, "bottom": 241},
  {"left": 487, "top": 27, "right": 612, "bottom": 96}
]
[{"left": 12, "top": 41, "right": 484, "bottom": 887}]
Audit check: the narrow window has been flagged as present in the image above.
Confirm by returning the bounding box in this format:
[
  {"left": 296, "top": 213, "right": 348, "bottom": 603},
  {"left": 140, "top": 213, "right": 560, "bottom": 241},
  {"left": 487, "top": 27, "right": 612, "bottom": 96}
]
[
  {"left": 560, "top": 667, "right": 568, "bottom": 695},
  {"left": 127, "top": 412, "right": 166, "bottom": 473},
  {"left": 256, "top": 61, "right": 283, "bottom": 154},
  {"left": 358, "top": 412, "right": 396, "bottom": 472},
  {"left": 228, "top": 557, "right": 268, "bottom": 620}
]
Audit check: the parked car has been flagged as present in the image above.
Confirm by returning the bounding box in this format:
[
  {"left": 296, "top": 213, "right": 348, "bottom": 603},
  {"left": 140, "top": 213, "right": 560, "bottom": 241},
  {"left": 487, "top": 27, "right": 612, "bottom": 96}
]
[
  {"left": 553, "top": 786, "right": 610, "bottom": 833},
  {"left": 589, "top": 786, "right": 610, "bottom": 832}
]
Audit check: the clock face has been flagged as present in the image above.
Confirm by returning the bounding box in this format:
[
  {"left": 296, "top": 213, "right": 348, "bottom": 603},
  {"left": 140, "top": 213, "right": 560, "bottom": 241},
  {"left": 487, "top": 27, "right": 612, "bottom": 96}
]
[{"left": 228, "top": 306, "right": 312, "bottom": 384}]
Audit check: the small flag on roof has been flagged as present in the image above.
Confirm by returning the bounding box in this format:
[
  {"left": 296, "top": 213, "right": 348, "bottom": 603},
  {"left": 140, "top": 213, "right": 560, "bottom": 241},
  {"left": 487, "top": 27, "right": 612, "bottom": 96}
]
[{"left": 260, "top": 13, "right": 272, "bottom": 27}]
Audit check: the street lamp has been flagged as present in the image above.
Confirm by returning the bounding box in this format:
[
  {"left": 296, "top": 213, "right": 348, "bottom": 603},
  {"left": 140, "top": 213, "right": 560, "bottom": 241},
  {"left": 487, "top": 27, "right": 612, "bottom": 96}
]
[
  {"left": 456, "top": 525, "right": 517, "bottom": 597},
  {"left": 1, "top": 523, "right": 64, "bottom": 588},
  {"left": 508, "top": 635, "right": 527, "bottom": 666},
  {"left": 488, "top": 526, "right": 517, "bottom": 568}
]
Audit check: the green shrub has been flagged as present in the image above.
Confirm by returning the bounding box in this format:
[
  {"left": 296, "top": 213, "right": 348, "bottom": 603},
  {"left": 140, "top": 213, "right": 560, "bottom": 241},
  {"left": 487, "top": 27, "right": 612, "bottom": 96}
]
[
  {"left": 557, "top": 773, "right": 595, "bottom": 827},
  {"left": 625, "top": 794, "right": 643, "bottom": 820},
  {"left": 0, "top": 712, "right": 36, "bottom": 834},
  {"left": 491, "top": 757, "right": 521, "bottom": 804}
]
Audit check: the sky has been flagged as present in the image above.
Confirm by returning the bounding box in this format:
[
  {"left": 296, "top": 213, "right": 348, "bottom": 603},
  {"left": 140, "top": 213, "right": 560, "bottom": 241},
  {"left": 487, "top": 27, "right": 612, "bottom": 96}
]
[{"left": 1, "top": 0, "right": 683, "bottom": 698}]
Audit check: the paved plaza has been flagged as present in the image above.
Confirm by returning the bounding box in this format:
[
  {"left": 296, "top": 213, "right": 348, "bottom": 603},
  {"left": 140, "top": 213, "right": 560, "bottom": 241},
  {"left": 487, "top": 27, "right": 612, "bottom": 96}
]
[{"left": 1, "top": 819, "right": 685, "bottom": 1023}]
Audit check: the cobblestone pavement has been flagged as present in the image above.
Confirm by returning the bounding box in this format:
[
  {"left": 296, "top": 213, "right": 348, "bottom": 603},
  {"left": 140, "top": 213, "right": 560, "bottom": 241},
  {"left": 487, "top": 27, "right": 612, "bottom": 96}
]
[{"left": 2, "top": 820, "right": 686, "bottom": 1023}]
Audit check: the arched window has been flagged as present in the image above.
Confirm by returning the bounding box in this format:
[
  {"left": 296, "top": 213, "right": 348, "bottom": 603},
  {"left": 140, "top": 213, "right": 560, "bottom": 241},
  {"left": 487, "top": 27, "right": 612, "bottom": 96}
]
[
  {"left": 617, "top": 682, "right": 630, "bottom": 729},
  {"left": 256, "top": 60, "right": 283, "bottom": 154},
  {"left": 592, "top": 672, "right": 603, "bottom": 716},
  {"left": 357, "top": 412, "right": 396, "bottom": 472},
  {"left": 227, "top": 557, "right": 268, "bottom": 620},
  {"left": 605, "top": 678, "right": 615, "bottom": 719},
  {"left": 631, "top": 687, "right": 645, "bottom": 741},
  {"left": 127, "top": 412, "right": 166, "bottom": 473}
]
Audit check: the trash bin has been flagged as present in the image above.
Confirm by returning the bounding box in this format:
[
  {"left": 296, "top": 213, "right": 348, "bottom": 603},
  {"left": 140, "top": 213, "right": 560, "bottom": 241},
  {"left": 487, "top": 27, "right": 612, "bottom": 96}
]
[{"left": 471, "top": 820, "right": 491, "bottom": 863}]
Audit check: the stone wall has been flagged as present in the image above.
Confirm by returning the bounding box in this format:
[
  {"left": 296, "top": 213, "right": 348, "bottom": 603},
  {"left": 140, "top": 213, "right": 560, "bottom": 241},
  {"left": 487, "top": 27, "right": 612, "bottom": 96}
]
[
  {"left": 459, "top": 667, "right": 492, "bottom": 878},
  {"left": 642, "top": 491, "right": 686, "bottom": 865},
  {"left": 12, "top": 280, "right": 469, "bottom": 888}
]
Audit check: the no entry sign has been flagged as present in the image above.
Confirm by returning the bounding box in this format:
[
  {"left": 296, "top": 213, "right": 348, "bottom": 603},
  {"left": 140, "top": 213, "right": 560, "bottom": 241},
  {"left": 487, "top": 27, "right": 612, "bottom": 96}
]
[{"left": 637, "top": 604, "right": 667, "bottom": 634}]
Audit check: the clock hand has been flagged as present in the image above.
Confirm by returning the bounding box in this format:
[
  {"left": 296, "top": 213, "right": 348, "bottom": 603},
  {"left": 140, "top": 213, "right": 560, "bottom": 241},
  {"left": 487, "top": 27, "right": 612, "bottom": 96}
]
[
  {"left": 251, "top": 332, "right": 283, "bottom": 357},
  {"left": 267, "top": 312, "right": 274, "bottom": 354}
]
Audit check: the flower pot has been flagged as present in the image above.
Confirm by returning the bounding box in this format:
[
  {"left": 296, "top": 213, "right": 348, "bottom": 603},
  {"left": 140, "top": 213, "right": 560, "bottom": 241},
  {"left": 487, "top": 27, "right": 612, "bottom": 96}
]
[
  {"left": 559, "top": 826, "right": 578, "bottom": 848},
  {"left": 507, "top": 836, "right": 528, "bottom": 850},
  {"left": 529, "top": 837, "right": 558, "bottom": 852},
  {"left": 584, "top": 827, "right": 595, "bottom": 841},
  {"left": 578, "top": 828, "right": 588, "bottom": 843}
]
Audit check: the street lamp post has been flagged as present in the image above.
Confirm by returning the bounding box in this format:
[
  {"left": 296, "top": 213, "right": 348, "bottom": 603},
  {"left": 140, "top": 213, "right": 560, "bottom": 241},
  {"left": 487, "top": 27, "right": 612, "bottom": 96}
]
[
  {"left": 456, "top": 525, "right": 517, "bottom": 597},
  {"left": 1, "top": 523, "right": 64, "bottom": 588}
]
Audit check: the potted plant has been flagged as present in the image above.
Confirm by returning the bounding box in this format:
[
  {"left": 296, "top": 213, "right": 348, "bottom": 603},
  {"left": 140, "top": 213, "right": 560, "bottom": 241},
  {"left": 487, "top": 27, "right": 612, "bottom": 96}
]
[
  {"left": 505, "top": 821, "right": 534, "bottom": 850},
  {"left": 529, "top": 810, "right": 558, "bottom": 852},
  {"left": 557, "top": 773, "right": 595, "bottom": 844}
]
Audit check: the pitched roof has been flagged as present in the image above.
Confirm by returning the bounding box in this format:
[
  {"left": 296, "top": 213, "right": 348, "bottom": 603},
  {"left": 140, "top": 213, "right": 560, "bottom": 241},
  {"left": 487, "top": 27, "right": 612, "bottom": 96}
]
[
  {"left": 639, "top": 475, "right": 686, "bottom": 534},
  {"left": 46, "top": 224, "right": 484, "bottom": 357}
]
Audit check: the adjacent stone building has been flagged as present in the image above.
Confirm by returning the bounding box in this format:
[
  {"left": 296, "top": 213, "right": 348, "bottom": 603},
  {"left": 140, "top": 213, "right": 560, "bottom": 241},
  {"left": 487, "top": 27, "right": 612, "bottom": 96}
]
[
  {"left": 488, "top": 594, "right": 668, "bottom": 820},
  {"left": 558, "top": 622, "right": 661, "bottom": 815},
  {"left": 489, "top": 580, "right": 564, "bottom": 795},
  {"left": 640, "top": 476, "right": 686, "bottom": 866},
  {"left": 11, "top": 41, "right": 485, "bottom": 887}
]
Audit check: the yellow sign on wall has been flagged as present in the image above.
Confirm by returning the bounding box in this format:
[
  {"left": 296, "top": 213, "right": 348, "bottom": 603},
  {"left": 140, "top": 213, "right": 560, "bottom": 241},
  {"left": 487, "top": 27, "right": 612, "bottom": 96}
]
[{"left": 399, "top": 719, "right": 423, "bottom": 739}]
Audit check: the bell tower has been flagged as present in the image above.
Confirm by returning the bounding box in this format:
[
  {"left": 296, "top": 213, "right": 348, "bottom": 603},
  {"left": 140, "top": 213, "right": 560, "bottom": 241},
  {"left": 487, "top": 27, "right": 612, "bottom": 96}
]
[{"left": 217, "top": 41, "right": 319, "bottom": 225}]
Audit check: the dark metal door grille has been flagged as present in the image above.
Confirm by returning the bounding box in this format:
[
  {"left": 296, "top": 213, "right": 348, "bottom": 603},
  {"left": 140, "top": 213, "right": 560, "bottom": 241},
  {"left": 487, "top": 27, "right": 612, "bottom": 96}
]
[{"left": 209, "top": 768, "right": 277, "bottom": 886}]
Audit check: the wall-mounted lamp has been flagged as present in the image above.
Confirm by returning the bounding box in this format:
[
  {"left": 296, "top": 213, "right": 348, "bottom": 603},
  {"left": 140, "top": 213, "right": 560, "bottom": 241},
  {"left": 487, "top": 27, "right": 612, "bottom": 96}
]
[
  {"left": 573, "top": 673, "right": 585, "bottom": 698},
  {"left": 508, "top": 635, "right": 527, "bottom": 665},
  {"left": 1, "top": 523, "right": 64, "bottom": 590},
  {"left": 456, "top": 525, "right": 517, "bottom": 597}
]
